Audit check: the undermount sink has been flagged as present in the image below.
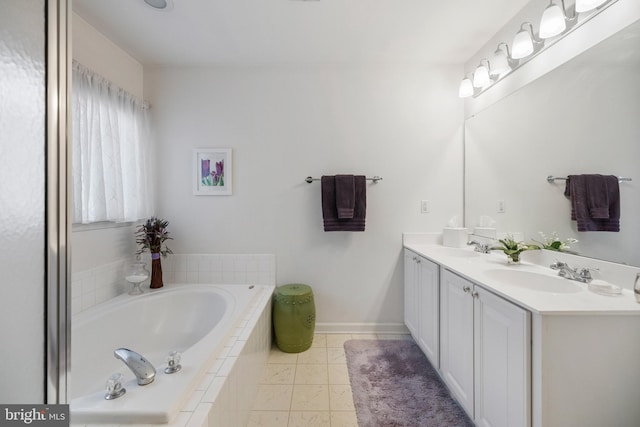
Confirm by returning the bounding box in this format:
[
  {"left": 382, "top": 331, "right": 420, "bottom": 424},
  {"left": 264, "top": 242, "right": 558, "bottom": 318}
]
[
  {"left": 483, "top": 269, "right": 583, "bottom": 294},
  {"left": 434, "top": 247, "right": 481, "bottom": 258}
]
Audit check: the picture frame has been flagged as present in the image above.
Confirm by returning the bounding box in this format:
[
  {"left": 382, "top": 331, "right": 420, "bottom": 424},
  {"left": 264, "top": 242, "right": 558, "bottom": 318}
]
[{"left": 193, "top": 148, "right": 233, "bottom": 196}]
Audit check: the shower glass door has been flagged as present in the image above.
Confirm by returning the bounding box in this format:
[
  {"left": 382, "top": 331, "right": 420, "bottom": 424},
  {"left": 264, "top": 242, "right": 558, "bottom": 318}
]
[{"left": 0, "top": 0, "right": 70, "bottom": 403}]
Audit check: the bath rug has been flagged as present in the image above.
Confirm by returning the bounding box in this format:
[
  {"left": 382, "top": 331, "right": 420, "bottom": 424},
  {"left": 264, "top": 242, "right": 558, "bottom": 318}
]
[{"left": 344, "top": 339, "right": 473, "bottom": 427}]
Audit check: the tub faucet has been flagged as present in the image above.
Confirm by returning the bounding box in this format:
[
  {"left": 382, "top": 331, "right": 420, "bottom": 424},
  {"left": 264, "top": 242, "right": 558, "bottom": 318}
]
[{"left": 114, "top": 348, "right": 156, "bottom": 386}]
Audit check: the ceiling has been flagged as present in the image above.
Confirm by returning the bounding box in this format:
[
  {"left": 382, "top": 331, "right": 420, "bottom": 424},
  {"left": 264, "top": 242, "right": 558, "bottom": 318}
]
[{"left": 72, "top": 0, "right": 532, "bottom": 67}]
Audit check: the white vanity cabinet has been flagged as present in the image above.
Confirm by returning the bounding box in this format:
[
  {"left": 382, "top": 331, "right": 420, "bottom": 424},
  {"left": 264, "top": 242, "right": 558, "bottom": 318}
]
[
  {"left": 440, "top": 269, "right": 530, "bottom": 427},
  {"left": 404, "top": 249, "right": 439, "bottom": 367}
]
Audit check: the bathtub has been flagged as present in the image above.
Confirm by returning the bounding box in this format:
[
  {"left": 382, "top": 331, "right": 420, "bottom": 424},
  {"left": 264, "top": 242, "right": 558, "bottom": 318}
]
[{"left": 71, "top": 283, "right": 272, "bottom": 425}]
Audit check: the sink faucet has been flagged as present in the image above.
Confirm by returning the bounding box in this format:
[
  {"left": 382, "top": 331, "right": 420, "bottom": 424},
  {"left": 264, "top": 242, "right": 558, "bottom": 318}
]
[
  {"left": 549, "top": 261, "right": 594, "bottom": 283},
  {"left": 467, "top": 240, "right": 492, "bottom": 254},
  {"left": 114, "top": 348, "right": 156, "bottom": 385}
]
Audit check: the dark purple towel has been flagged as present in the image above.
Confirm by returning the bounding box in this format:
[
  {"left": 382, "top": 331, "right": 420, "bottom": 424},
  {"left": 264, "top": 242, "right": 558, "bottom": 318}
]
[
  {"left": 565, "top": 174, "right": 620, "bottom": 232},
  {"left": 335, "top": 175, "right": 355, "bottom": 219},
  {"left": 321, "top": 175, "right": 366, "bottom": 232}
]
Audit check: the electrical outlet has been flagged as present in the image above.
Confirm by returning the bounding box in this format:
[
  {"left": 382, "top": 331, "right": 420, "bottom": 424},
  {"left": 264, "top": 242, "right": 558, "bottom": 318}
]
[
  {"left": 421, "top": 200, "right": 430, "bottom": 214},
  {"left": 497, "top": 200, "right": 506, "bottom": 213}
]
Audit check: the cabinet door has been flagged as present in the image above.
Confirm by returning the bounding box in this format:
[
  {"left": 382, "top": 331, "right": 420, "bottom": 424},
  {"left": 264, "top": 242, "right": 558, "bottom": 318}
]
[
  {"left": 474, "top": 287, "right": 531, "bottom": 427},
  {"left": 417, "top": 256, "right": 439, "bottom": 368},
  {"left": 440, "top": 269, "right": 475, "bottom": 417},
  {"left": 403, "top": 250, "right": 419, "bottom": 337}
]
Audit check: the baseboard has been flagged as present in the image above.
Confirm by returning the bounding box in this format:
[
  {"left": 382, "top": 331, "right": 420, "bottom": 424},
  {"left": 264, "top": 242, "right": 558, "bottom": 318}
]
[{"left": 315, "top": 322, "right": 409, "bottom": 335}]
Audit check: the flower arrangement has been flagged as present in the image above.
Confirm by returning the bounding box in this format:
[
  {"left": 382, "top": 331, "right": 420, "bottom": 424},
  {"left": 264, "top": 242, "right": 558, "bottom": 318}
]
[
  {"left": 492, "top": 235, "right": 539, "bottom": 263},
  {"left": 135, "top": 217, "right": 173, "bottom": 257},
  {"left": 535, "top": 232, "right": 578, "bottom": 253}
]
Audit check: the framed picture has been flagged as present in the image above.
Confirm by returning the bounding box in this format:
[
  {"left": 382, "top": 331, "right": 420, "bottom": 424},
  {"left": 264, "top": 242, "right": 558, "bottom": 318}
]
[{"left": 193, "top": 148, "right": 232, "bottom": 195}]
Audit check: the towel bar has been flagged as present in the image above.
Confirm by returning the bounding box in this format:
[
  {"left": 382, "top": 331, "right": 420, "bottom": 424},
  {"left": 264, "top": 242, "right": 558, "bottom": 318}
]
[
  {"left": 305, "top": 176, "right": 383, "bottom": 184},
  {"left": 547, "top": 175, "right": 632, "bottom": 184}
]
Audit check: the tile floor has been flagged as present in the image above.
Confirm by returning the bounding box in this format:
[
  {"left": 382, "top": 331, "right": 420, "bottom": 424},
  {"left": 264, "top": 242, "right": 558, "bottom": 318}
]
[{"left": 246, "top": 333, "right": 410, "bottom": 427}]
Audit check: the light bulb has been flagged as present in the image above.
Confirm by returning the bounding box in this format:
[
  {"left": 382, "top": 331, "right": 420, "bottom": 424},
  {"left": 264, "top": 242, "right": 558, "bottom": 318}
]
[
  {"left": 539, "top": 3, "right": 567, "bottom": 38},
  {"left": 473, "top": 64, "right": 491, "bottom": 88},
  {"left": 490, "top": 48, "right": 511, "bottom": 76},
  {"left": 575, "top": 0, "right": 608, "bottom": 13},
  {"left": 458, "top": 77, "right": 474, "bottom": 98},
  {"left": 512, "top": 29, "right": 534, "bottom": 59}
]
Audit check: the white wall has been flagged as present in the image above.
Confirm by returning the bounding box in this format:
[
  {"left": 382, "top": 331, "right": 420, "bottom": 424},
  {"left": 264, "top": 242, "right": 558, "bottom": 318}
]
[
  {"left": 145, "top": 64, "right": 463, "bottom": 330},
  {"left": 72, "top": 12, "right": 143, "bottom": 99},
  {"left": 71, "top": 13, "right": 145, "bottom": 273}
]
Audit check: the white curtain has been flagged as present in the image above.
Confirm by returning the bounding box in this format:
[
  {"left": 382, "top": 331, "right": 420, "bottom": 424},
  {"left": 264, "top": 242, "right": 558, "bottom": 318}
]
[{"left": 72, "top": 61, "right": 153, "bottom": 224}]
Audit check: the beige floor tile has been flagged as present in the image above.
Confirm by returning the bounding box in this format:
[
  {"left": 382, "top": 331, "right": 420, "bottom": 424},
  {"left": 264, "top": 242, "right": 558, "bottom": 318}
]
[
  {"left": 287, "top": 411, "right": 331, "bottom": 427},
  {"left": 326, "top": 334, "right": 353, "bottom": 348},
  {"left": 330, "top": 411, "right": 359, "bottom": 427},
  {"left": 290, "top": 385, "right": 330, "bottom": 411},
  {"left": 353, "top": 333, "right": 378, "bottom": 340},
  {"left": 268, "top": 348, "right": 299, "bottom": 364},
  {"left": 294, "top": 364, "right": 328, "bottom": 384},
  {"left": 260, "top": 364, "right": 296, "bottom": 385},
  {"left": 328, "top": 364, "right": 350, "bottom": 384},
  {"left": 329, "top": 385, "right": 355, "bottom": 411},
  {"left": 246, "top": 410, "right": 290, "bottom": 427},
  {"left": 376, "top": 333, "right": 412, "bottom": 340},
  {"left": 296, "top": 347, "right": 327, "bottom": 364},
  {"left": 311, "top": 334, "right": 327, "bottom": 348},
  {"left": 252, "top": 385, "right": 294, "bottom": 411},
  {"left": 327, "top": 347, "right": 347, "bottom": 364}
]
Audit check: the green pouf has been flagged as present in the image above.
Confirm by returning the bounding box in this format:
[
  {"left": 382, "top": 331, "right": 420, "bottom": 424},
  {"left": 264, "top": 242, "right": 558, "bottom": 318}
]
[{"left": 273, "top": 284, "right": 316, "bottom": 353}]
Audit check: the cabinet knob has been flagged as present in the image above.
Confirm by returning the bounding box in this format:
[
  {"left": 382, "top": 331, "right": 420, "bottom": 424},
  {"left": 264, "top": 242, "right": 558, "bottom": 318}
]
[
  {"left": 416, "top": 259, "right": 421, "bottom": 264},
  {"left": 471, "top": 291, "right": 479, "bottom": 298},
  {"left": 463, "top": 286, "right": 471, "bottom": 293}
]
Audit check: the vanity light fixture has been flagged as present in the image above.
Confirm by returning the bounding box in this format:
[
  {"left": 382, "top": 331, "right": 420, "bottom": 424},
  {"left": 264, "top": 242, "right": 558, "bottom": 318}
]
[
  {"left": 472, "top": 59, "right": 492, "bottom": 88},
  {"left": 539, "top": 0, "right": 578, "bottom": 39},
  {"left": 457, "top": 0, "right": 618, "bottom": 98},
  {"left": 512, "top": 22, "right": 544, "bottom": 59},
  {"left": 458, "top": 75, "right": 474, "bottom": 98},
  {"left": 575, "top": 0, "right": 609, "bottom": 13},
  {"left": 490, "top": 43, "right": 513, "bottom": 76}
]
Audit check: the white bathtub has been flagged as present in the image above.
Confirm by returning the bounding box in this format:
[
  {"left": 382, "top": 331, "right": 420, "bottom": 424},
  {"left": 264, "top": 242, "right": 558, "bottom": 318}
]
[{"left": 71, "top": 283, "right": 270, "bottom": 425}]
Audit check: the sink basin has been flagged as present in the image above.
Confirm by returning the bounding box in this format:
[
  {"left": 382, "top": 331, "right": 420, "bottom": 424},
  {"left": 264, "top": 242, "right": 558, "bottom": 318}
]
[
  {"left": 433, "top": 247, "right": 480, "bottom": 258},
  {"left": 483, "top": 269, "right": 583, "bottom": 294}
]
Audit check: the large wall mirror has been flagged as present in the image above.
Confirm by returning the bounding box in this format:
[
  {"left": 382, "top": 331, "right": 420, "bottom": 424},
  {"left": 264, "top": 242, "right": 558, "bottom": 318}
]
[{"left": 465, "top": 18, "right": 640, "bottom": 266}]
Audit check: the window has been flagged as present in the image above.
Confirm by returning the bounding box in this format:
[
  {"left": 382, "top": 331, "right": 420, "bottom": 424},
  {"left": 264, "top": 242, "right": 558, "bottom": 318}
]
[{"left": 72, "top": 61, "right": 153, "bottom": 224}]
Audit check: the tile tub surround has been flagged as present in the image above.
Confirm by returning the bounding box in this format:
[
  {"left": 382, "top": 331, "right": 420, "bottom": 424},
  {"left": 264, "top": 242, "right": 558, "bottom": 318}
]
[
  {"left": 247, "top": 333, "right": 412, "bottom": 427},
  {"left": 72, "top": 254, "right": 276, "bottom": 315}
]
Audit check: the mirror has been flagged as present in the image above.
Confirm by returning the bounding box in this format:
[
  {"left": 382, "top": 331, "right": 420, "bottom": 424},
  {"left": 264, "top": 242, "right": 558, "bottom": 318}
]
[{"left": 465, "top": 19, "right": 640, "bottom": 266}]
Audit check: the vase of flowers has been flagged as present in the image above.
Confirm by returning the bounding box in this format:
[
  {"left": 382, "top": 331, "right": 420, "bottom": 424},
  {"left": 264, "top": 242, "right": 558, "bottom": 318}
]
[
  {"left": 535, "top": 232, "right": 578, "bottom": 253},
  {"left": 135, "top": 217, "right": 173, "bottom": 289},
  {"left": 492, "top": 235, "right": 539, "bottom": 264}
]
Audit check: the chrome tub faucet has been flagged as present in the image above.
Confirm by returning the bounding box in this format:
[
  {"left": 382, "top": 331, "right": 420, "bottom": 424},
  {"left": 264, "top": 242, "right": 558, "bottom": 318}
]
[{"left": 114, "top": 348, "right": 156, "bottom": 386}]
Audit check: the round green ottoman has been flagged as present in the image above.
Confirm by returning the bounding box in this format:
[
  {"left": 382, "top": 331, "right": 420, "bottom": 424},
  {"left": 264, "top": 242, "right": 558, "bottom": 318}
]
[{"left": 273, "top": 284, "right": 316, "bottom": 353}]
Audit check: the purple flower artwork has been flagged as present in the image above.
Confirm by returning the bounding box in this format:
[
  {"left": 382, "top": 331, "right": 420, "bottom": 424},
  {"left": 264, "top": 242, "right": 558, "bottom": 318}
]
[
  {"left": 194, "top": 148, "right": 232, "bottom": 195},
  {"left": 201, "top": 158, "right": 224, "bottom": 187}
]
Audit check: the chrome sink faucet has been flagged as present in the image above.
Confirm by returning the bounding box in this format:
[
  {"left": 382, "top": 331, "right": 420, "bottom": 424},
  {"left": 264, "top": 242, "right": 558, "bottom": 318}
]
[
  {"left": 467, "top": 240, "right": 492, "bottom": 254},
  {"left": 114, "top": 348, "right": 156, "bottom": 386},
  {"left": 550, "top": 261, "right": 595, "bottom": 283}
]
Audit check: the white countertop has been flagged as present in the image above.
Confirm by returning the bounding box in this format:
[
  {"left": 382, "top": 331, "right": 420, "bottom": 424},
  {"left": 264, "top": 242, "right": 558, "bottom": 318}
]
[{"left": 404, "top": 242, "right": 640, "bottom": 315}]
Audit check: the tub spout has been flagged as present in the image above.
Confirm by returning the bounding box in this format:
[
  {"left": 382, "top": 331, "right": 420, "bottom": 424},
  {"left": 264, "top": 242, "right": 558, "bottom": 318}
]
[{"left": 114, "top": 348, "right": 156, "bottom": 386}]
